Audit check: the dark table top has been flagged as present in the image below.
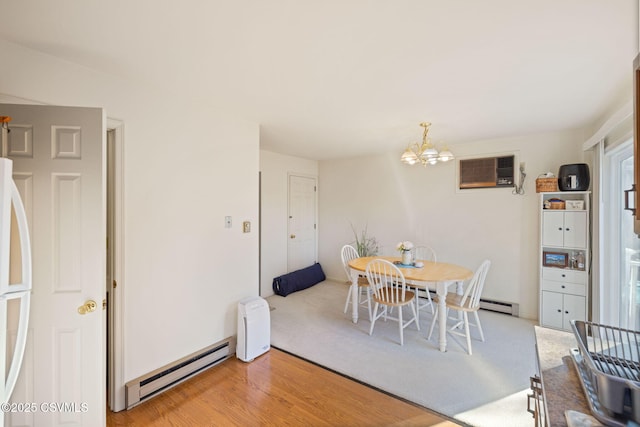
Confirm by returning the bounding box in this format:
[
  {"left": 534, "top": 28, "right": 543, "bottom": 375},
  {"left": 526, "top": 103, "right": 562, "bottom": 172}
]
[{"left": 534, "top": 326, "right": 591, "bottom": 427}]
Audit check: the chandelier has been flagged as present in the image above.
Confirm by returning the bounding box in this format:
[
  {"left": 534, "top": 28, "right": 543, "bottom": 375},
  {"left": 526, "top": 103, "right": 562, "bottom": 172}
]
[{"left": 400, "top": 122, "right": 454, "bottom": 166}]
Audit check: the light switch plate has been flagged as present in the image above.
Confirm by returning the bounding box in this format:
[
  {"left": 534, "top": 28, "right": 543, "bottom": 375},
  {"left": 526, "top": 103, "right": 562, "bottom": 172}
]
[
  {"left": 243, "top": 221, "right": 251, "bottom": 233},
  {"left": 225, "top": 216, "right": 232, "bottom": 228}
]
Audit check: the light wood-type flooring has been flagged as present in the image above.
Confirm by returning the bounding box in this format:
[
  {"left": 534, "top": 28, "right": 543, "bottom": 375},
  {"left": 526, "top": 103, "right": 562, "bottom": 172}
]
[{"left": 107, "top": 347, "right": 460, "bottom": 426}]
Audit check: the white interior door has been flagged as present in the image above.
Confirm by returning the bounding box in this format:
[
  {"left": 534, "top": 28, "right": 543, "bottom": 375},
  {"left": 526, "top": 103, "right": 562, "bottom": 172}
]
[
  {"left": 1, "top": 104, "right": 105, "bottom": 426},
  {"left": 287, "top": 175, "right": 317, "bottom": 272}
]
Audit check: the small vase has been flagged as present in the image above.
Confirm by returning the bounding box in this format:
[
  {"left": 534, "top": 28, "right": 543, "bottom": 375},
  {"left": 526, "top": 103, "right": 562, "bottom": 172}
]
[{"left": 401, "top": 250, "right": 412, "bottom": 265}]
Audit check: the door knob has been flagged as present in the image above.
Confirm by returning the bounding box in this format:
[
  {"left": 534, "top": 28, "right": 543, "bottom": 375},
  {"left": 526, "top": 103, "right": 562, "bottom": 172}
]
[
  {"left": 290, "top": 234, "right": 296, "bottom": 239},
  {"left": 78, "top": 300, "right": 97, "bottom": 315}
]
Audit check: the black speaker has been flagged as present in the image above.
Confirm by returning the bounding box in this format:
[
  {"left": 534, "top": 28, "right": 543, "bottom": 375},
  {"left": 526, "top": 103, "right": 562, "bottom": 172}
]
[{"left": 558, "top": 163, "right": 590, "bottom": 191}]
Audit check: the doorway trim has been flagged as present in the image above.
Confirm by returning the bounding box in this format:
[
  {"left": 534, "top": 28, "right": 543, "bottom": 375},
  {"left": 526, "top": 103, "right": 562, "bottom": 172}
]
[
  {"left": 286, "top": 173, "right": 318, "bottom": 272},
  {"left": 601, "top": 138, "right": 635, "bottom": 327},
  {"left": 107, "top": 117, "right": 126, "bottom": 411}
]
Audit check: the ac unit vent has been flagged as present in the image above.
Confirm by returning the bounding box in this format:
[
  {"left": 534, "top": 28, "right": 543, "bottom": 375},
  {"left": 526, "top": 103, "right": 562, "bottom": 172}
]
[{"left": 459, "top": 155, "right": 515, "bottom": 189}]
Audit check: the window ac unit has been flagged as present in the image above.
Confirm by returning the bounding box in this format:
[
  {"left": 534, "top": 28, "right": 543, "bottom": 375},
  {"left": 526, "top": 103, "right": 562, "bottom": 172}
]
[{"left": 459, "top": 155, "right": 515, "bottom": 189}]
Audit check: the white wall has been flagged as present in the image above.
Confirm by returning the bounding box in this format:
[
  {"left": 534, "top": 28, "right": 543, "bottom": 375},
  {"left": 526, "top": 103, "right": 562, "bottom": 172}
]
[
  {"left": 259, "top": 150, "right": 318, "bottom": 296},
  {"left": 318, "top": 130, "right": 587, "bottom": 320},
  {"left": 0, "top": 40, "right": 260, "bottom": 384}
]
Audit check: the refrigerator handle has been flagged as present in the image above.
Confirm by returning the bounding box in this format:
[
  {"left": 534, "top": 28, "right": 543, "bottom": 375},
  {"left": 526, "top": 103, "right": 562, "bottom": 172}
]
[{"left": 11, "top": 178, "right": 32, "bottom": 292}]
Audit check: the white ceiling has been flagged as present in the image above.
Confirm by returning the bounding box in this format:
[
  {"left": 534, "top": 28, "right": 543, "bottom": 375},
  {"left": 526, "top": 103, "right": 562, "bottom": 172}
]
[{"left": 0, "top": 1, "right": 637, "bottom": 160}]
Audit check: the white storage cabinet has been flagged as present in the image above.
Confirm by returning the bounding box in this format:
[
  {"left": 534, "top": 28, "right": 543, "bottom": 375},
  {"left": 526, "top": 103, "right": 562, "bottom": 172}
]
[
  {"left": 538, "top": 191, "right": 590, "bottom": 331},
  {"left": 541, "top": 211, "right": 587, "bottom": 248}
]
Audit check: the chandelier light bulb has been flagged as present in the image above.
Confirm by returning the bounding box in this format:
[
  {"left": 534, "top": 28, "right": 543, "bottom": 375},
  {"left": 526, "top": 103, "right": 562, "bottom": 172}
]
[
  {"left": 400, "top": 123, "right": 454, "bottom": 166},
  {"left": 401, "top": 147, "right": 418, "bottom": 165},
  {"left": 438, "top": 148, "right": 454, "bottom": 162}
]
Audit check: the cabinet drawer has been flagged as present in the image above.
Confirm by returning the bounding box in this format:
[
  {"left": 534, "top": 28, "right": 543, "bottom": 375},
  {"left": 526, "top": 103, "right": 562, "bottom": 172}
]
[
  {"left": 542, "top": 268, "right": 587, "bottom": 285},
  {"left": 541, "top": 280, "right": 586, "bottom": 296}
]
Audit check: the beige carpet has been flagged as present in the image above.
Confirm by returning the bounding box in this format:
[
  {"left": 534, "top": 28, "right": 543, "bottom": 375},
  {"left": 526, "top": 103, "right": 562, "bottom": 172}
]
[{"left": 267, "top": 280, "right": 538, "bottom": 427}]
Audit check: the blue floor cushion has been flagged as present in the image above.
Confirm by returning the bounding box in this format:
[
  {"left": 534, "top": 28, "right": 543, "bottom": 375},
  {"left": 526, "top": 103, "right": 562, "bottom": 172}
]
[{"left": 272, "top": 263, "right": 326, "bottom": 296}]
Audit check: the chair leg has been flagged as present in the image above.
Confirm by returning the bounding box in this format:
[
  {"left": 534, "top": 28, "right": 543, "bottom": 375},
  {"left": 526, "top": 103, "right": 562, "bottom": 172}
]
[
  {"left": 398, "top": 305, "right": 404, "bottom": 346},
  {"left": 473, "top": 311, "right": 485, "bottom": 342},
  {"left": 411, "top": 301, "right": 420, "bottom": 331},
  {"left": 426, "top": 290, "right": 434, "bottom": 314},
  {"left": 346, "top": 285, "right": 373, "bottom": 321},
  {"left": 412, "top": 287, "right": 434, "bottom": 320},
  {"left": 463, "top": 312, "right": 472, "bottom": 355},
  {"left": 343, "top": 287, "right": 351, "bottom": 313},
  {"left": 369, "top": 302, "right": 379, "bottom": 336},
  {"left": 359, "top": 287, "right": 370, "bottom": 304},
  {"left": 427, "top": 305, "right": 439, "bottom": 340}
]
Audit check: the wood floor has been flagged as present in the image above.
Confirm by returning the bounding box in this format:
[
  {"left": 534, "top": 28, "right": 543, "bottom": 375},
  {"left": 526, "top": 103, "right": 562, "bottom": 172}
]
[{"left": 107, "top": 348, "right": 460, "bottom": 426}]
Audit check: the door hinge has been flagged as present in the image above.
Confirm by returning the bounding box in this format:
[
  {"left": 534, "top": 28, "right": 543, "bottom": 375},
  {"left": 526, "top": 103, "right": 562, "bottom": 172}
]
[
  {"left": 103, "top": 299, "right": 107, "bottom": 310},
  {"left": 113, "top": 279, "right": 117, "bottom": 289}
]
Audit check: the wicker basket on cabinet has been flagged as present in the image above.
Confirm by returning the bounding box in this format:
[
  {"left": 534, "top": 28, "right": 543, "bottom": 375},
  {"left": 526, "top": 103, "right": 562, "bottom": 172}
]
[{"left": 536, "top": 176, "right": 558, "bottom": 193}]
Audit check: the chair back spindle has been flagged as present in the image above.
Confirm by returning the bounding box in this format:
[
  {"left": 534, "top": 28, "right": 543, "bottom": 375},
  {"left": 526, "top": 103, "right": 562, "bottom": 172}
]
[
  {"left": 366, "top": 259, "right": 407, "bottom": 304},
  {"left": 458, "top": 260, "right": 491, "bottom": 309},
  {"left": 341, "top": 245, "right": 360, "bottom": 279},
  {"left": 341, "top": 244, "right": 372, "bottom": 320}
]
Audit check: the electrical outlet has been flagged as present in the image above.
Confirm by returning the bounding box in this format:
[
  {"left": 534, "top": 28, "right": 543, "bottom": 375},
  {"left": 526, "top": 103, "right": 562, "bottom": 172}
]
[{"left": 243, "top": 221, "right": 251, "bottom": 233}]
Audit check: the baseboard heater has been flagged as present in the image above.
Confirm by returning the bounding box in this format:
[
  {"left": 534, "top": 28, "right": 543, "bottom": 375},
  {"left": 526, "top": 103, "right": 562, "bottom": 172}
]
[
  {"left": 125, "top": 337, "right": 236, "bottom": 409},
  {"left": 479, "top": 298, "right": 519, "bottom": 317},
  {"left": 418, "top": 291, "right": 519, "bottom": 317}
]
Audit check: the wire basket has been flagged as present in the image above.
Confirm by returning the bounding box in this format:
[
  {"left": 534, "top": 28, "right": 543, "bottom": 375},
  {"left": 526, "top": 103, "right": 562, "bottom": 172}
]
[{"left": 571, "top": 320, "right": 640, "bottom": 425}]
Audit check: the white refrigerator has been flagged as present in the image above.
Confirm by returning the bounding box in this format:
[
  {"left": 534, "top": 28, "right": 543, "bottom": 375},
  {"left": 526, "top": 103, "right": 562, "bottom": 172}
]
[{"left": 0, "top": 156, "right": 32, "bottom": 416}]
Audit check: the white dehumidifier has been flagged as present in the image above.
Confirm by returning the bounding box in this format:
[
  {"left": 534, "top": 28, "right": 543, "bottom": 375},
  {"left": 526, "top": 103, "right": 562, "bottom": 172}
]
[{"left": 236, "top": 296, "right": 270, "bottom": 362}]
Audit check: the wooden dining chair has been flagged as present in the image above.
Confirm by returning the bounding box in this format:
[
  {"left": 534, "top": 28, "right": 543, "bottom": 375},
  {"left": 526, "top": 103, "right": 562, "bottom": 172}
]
[
  {"left": 341, "top": 244, "right": 372, "bottom": 321},
  {"left": 366, "top": 259, "right": 419, "bottom": 346},
  {"left": 408, "top": 245, "right": 437, "bottom": 317},
  {"left": 427, "top": 260, "right": 491, "bottom": 355}
]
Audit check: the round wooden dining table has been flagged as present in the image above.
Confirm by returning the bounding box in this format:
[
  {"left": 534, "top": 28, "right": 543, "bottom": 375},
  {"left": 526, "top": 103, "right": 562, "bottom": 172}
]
[{"left": 347, "top": 256, "right": 473, "bottom": 352}]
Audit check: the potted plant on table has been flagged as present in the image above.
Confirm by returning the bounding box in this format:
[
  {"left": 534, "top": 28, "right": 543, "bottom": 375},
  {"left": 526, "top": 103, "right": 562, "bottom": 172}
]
[
  {"left": 350, "top": 223, "right": 379, "bottom": 257},
  {"left": 396, "top": 241, "right": 414, "bottom": 265}
]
